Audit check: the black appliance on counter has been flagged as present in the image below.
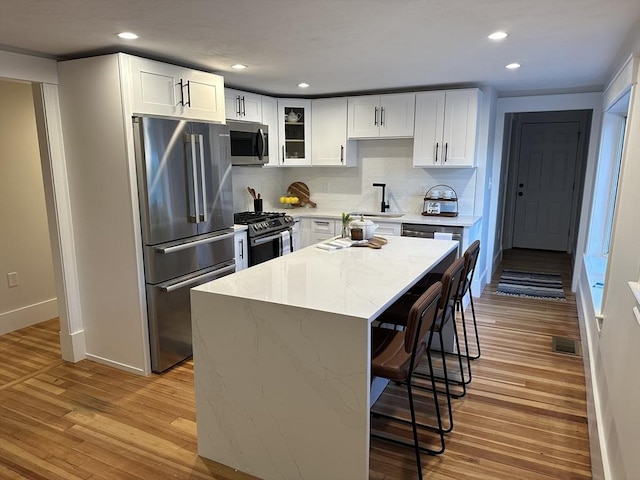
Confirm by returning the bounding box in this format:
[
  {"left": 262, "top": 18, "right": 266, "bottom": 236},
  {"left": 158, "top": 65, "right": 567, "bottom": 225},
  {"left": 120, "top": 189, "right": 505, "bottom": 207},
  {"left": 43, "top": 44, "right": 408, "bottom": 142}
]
[{"left": 234, "top": 212, "right": 295, "bottom": 266}]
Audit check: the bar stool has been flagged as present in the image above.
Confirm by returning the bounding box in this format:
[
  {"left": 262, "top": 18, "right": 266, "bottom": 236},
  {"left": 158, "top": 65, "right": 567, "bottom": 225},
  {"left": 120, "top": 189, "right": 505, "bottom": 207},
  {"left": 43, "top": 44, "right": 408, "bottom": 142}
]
[
  {"left": 370, "top": 282, "right": 444, "bottom": 480},
  {"left": 458, "top": 240, "right": 481, "bottom": 362},
  {"left": 375, "top": 257, "right": 466, "bottom": 429}
]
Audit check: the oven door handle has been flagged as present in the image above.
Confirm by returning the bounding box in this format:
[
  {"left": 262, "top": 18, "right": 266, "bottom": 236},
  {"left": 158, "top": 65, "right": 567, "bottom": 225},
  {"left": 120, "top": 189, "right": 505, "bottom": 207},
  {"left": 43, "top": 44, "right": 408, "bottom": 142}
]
[
  {"left": 155, "top": 231, "right": 234, "bottom": 254},
  {"left": 159, "top": 264, "right": 236, "bottom": 292},
  {"left": 252, "top": 231, "right": 284, "bottom": 246}
]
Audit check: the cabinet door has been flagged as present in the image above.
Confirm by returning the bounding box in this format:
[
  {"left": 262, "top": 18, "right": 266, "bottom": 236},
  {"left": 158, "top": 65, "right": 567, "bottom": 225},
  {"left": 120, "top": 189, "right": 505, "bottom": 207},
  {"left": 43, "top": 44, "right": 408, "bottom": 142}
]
[
  {"left": 180, "top": 69, "right": 225, "bottom": 123},
  {"left": 374, "top": 221, "right": 401, "bottom": 236},
  {"left": 311, "top": 98, "right": 356, "bottom": 167},
  {"left": 441, "top": 89, "right": 480, "bottom": 167},
  {"left": 261, "top": 96, "right": 280, "bottom": 167},
  {"left": 379, "top": 93, "right": 415, "bottom": 138},
  {"left": 413, "top": 91, "right": 446, "bottom": 166},
  {"left": 234, "top": 230, "right": 248, "bottom": 271},
  {"left": 278, "top": 99, "right": 312, "bottom": 166},
  {"left": 347, "top": 95, "right": 381, "bottom": 138},
  {"left": 128, "top": 56, "right": 182, "bottom": 117},
  {"left": 225, "top": 88, "right": 262, "bottom": 122}
]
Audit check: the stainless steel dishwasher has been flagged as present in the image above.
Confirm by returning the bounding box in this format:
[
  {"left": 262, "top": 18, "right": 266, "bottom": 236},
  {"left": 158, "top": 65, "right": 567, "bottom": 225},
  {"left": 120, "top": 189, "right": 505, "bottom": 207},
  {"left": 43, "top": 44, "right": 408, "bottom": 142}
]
[{"left": 401, "top": 223, "right": 463, "bottom": 256}]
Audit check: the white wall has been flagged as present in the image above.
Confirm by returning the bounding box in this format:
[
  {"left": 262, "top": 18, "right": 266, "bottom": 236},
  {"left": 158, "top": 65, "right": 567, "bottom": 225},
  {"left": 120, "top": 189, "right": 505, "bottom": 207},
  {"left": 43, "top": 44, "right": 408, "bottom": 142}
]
[
  {"left": 577, "top": 51, "right": 640, "bottom": 480},
  {"left": 233, "top": 139, "right": 479, "bottom": 216},
  {"left": 0, "top": 79, "right": 57, "bottom": 334}
]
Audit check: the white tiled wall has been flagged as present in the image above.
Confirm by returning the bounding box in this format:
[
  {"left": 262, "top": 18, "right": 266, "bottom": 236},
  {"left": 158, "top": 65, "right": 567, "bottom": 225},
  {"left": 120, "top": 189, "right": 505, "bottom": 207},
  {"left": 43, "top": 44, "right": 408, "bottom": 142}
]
[{"left": 232, "top": 138, "right": 478, "bottom": 215}]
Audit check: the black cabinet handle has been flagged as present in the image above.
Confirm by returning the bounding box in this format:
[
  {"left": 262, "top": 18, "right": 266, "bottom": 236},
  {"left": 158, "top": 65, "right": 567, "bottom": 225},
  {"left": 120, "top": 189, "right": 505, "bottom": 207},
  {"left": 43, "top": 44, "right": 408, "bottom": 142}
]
[
  {"left": 374, "top": 107, "right": 378, "bottom": 126},
  {"left": 435, "top": 142, "right": 439, "bottom": 162},
  {"left": 444, "top": 142, "right": 448, "bottom": 162},
  {"left": 340, "top": 145, "right": 344, "bottom": 163}
]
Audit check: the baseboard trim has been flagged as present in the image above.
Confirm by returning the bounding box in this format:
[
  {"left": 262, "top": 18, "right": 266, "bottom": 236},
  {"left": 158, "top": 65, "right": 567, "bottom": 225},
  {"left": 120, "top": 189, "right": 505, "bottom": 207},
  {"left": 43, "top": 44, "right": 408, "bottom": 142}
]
[
  {"left": 84, "top": 353, "right": 147, "bottom": 376},
  {"left": 0, "top": 298, "right": 58, "bottom": 335}
]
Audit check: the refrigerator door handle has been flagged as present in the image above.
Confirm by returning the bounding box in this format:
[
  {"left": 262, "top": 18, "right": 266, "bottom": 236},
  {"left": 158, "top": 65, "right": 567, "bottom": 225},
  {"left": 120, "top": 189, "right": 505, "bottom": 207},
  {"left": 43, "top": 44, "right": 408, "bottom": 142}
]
[
  {"left": 198, "top": 134, "right": 207, "bottom": 223},
  {"left": 159, "top": 264, "right": 236, "bottom": 292},
  {"left": 189, "top": 134, "right": 201, "bottom": 223},
  {"left": 154, "top": 231, "right": 235, "bottom": 254}
]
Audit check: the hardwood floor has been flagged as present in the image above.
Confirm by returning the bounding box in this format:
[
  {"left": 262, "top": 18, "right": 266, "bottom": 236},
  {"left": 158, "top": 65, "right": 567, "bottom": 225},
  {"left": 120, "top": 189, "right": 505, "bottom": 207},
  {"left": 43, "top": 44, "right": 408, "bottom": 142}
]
[{"left": 0, "top": 249, "right": 590, "bottom": 479}]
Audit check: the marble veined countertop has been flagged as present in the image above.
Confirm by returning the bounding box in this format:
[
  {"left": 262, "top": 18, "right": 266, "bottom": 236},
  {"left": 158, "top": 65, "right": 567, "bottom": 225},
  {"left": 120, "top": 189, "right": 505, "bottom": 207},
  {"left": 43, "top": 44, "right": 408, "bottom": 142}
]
[{"left": 193, "top": 235, "right": 457, "bottom": 321}]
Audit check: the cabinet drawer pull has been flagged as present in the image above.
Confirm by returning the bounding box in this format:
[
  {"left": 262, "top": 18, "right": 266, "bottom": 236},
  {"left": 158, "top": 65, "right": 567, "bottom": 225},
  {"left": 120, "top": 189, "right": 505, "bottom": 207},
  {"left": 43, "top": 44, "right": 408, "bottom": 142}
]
[
  {"left": 435, "top": 142, "right": 439, "bottom": 163},
  {"left": 444, "top": 142, "right": 448, "bottom": 162}
]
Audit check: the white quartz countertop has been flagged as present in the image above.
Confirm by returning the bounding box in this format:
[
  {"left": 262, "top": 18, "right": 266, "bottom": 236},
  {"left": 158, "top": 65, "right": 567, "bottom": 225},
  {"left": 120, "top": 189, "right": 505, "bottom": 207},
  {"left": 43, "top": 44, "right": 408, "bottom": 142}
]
[
  {"left": 193, "top": 236, "right": 457, "bottom": 321},
  {"left": 272, "top": 208, "right": 481, "bottom": 227}
]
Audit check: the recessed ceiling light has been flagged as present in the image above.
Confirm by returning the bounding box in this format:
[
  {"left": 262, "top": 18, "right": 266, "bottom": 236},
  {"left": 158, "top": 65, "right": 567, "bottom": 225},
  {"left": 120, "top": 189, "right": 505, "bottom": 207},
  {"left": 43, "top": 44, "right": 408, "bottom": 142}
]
[
  {"left": 231, "top": 64, "right": 248, "bottom": 70},
  {"left": 488, "top": 31, "right": 508, "bottom": 40},
  {"left": 297, "top": 83, "right": 310, "bottom": 88},
  {"left": 506, "top": 63, "right": 521, "bottom": 69},
  {"left": 117, "top": 32, "right": 138, "bottom": 40}
]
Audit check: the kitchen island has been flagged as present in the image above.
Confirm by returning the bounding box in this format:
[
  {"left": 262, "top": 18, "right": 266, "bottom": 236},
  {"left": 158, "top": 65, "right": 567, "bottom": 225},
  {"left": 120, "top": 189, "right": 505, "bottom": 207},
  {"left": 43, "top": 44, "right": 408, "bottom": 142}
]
[{"left": 191, "top": 236, "right": 458, "bottom": 480}]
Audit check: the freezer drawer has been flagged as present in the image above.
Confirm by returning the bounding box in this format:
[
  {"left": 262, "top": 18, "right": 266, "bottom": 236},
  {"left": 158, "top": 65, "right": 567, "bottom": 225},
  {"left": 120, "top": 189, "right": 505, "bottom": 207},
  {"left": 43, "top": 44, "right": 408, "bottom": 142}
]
[
  {"left": 147, "top": 260, "right": 235, "bottom": 373},
  {"left": 143, "top": 229, "right": 234, "bottom": 284}
]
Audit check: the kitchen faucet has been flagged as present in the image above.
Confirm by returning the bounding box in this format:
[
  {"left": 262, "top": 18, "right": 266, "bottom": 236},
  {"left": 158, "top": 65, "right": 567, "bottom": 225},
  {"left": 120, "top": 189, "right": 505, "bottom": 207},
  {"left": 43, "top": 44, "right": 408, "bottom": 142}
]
[{"left": 372, "top": 183, "right": 390, "bottom": 212}]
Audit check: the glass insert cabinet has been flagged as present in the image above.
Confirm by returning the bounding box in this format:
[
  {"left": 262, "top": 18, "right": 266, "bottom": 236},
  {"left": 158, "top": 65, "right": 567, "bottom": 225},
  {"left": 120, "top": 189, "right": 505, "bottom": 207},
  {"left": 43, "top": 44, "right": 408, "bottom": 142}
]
[{"left": 277, "top": 99, "right": 312, "bottom": 166}]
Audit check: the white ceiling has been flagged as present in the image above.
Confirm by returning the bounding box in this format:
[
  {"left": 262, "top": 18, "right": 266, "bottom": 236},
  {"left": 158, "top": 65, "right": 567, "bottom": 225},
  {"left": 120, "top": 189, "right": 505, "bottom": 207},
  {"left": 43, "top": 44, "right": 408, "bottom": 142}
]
[{"left": 1, "top": 0, "right": 639, "bottom": 96}]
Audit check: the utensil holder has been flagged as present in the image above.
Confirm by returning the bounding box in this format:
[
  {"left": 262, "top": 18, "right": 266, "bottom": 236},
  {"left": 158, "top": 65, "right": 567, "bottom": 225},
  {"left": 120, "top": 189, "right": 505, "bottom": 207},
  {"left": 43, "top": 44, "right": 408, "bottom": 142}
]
[{"left": 253, "top": 199, "right": 263, "bottom": 213}]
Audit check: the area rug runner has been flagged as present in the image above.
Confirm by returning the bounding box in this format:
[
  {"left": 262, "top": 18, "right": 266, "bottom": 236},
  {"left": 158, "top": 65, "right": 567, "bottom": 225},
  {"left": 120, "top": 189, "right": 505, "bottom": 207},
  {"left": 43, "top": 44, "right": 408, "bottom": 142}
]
[{"left": 495, "top": 269, "right": 566, "bottom": 300}]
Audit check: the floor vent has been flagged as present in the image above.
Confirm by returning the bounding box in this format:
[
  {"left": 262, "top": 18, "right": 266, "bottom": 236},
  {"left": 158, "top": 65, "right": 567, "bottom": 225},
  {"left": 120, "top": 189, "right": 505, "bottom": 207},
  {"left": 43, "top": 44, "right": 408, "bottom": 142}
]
[{"left": 552, "top": 336, "right": 580, "bottom": 356}]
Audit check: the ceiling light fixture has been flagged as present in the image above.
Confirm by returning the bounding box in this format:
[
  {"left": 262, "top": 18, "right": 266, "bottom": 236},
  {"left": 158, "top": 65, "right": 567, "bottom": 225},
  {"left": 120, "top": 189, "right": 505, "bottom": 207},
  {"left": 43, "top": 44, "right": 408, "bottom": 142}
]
[
  {"left": 506, "top": 63, "right": 521, "bottom": 69},
  {"left": 117, "top": 32, "right": 138, "bottom": 40},
  {"left": 231, "top": 64, "right": 248, "bottom": 70},
  {"left": 298, "top": 83, "right": 310, "bottom": 88},
  {"left": 488, "top": 31, "right": 508, "bottom": 40}
]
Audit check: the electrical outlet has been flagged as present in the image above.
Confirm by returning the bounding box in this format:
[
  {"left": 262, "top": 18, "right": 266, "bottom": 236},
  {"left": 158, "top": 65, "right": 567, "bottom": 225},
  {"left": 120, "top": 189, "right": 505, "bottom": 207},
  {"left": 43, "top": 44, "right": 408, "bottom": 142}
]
[{"left": 7, "top": 272, "right": 18, "bottom": 288}]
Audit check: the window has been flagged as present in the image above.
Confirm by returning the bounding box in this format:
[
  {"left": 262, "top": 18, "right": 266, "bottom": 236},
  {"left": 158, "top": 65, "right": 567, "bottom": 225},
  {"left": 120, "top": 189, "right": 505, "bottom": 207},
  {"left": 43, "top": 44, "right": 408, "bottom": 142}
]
[{"left": 584, "top": 90, "right": 630, "bottom": 312}]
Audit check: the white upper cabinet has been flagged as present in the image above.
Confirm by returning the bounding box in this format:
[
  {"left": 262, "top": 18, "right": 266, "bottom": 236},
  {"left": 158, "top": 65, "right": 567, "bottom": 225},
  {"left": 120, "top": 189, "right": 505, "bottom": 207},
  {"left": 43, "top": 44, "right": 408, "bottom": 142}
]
[
  {"left": 225, "top": 88, "right": 262, "bottom": 122},
  {"left": 278, "top": 99, "right": 312, "bottom": 166},
  {"left": 311, "top": 98, "right": 357, "bottom": 167},
  {"left": 126, "top": 55, "right": 225, "bottom": 123},
  {"left": 347, "top": 93, "right": 415, "bottom": 139},
  {"left": 261, "top": 95, "right": 280, "bottom": 167},
  {"left": 413, "top": 88, "right": 481, "bottom": 167}
]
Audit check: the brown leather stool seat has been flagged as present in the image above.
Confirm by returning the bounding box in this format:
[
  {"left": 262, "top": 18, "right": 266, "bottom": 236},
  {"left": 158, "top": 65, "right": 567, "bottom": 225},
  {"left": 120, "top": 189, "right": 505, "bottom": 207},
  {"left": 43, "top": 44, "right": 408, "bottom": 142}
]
[{"left": 370, "top": 282, "right": 444, "bottom": 480}]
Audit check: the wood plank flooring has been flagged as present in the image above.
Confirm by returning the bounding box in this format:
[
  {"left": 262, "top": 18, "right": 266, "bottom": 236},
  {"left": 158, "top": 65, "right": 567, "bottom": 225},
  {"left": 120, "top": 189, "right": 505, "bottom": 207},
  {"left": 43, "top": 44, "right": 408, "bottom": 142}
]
[{"left": 0, "top": 249, "right": 590, "bottom": 479}]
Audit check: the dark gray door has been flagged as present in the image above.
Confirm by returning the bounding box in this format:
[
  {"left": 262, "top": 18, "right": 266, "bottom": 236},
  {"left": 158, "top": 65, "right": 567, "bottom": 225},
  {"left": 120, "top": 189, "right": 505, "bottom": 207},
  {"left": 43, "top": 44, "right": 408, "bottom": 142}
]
[
  {"left": 513, "top": 121, "right": 580, "bottom": 251},
  {"left": 135, "top": 117, "right": 198, "bottom": 245}
]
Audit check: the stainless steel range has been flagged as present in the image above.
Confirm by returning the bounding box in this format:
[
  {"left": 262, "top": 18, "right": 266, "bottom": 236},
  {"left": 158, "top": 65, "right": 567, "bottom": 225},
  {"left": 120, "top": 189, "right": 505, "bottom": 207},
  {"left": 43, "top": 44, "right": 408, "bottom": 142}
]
[{"left": 234, "top": 212, "right": 295, "bottom": 266}]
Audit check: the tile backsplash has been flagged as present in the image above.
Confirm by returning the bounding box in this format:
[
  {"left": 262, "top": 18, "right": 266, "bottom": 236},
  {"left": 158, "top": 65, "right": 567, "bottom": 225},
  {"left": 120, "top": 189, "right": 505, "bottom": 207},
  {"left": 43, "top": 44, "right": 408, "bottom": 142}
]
[{"left": 232, "top": 138, "right": 477, "bottom": 215}]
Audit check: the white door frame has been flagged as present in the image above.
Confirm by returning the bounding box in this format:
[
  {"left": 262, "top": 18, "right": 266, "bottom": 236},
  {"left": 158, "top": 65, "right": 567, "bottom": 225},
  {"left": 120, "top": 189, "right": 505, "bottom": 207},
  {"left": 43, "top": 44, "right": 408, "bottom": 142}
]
[
  {"left": 488, "top": 93, "right": 603, "bottom": 293},
  {"left": 0, "top": 51, "right": 84, "bottom": 362}
]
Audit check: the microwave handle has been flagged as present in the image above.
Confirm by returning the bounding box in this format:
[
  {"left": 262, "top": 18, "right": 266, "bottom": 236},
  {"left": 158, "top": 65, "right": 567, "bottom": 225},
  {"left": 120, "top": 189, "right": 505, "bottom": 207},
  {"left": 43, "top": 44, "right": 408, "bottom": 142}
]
[{"left": 257, "top": 128, "right": 265, "bottom": 160}]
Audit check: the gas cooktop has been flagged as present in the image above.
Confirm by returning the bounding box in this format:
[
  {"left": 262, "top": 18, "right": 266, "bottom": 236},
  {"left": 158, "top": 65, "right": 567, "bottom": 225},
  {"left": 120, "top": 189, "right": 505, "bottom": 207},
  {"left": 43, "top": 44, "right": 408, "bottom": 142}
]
[{"left": 234, "top": 211, "right": 294, "bottom": 237}]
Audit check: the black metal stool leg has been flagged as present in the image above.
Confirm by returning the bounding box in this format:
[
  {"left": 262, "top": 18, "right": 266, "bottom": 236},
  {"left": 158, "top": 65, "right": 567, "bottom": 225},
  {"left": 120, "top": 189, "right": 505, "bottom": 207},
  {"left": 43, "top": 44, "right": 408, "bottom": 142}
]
[
  {"left": 406, "top": 382, "right": 423, "bottom": 480},
  {"left": 467, "top": 288, "right": 481, "bottom": 360}
]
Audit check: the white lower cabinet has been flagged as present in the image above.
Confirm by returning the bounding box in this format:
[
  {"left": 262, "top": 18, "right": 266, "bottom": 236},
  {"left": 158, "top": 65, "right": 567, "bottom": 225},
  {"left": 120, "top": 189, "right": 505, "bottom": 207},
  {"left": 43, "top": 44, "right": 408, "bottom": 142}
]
[
  {"left": 301, "top": 218, "right": 338, "bottom": 248},
  {"left": 374, "top": 221, "right": 401, "bottom": 236},
  {"left": 234, "top": 230, "right": 249, "bottom": 271}
]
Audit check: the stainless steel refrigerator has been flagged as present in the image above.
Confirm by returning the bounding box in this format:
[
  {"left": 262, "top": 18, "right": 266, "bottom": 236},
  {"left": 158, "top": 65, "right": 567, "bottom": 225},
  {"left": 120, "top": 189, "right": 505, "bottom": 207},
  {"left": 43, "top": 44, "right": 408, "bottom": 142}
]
[{"left": 133, "top": 116, "right": 235, "bottom": 373}]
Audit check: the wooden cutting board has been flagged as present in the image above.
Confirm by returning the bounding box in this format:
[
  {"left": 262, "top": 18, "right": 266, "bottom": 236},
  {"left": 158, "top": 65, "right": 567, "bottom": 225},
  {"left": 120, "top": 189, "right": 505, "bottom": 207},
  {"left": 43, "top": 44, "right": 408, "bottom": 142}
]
[
  {"left": 352, "top": 236, "right": 388, "bottom": 249},
  {"left": 287, "top": 182, "right": 317, "bottom": 208}
]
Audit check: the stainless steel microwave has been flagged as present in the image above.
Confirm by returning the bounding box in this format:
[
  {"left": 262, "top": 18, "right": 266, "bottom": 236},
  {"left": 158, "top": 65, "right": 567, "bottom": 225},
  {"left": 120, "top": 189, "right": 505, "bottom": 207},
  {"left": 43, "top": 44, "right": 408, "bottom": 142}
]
[{"left": 228, "top": 121, "right": 269, "bottom": 166}]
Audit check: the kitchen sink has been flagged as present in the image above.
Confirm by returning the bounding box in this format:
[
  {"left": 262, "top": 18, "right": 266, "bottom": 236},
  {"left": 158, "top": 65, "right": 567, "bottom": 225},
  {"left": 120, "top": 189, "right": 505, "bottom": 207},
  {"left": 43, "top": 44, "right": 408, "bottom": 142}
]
[{"left": 349, "top": 212, "right": 405, "bottom": 218}]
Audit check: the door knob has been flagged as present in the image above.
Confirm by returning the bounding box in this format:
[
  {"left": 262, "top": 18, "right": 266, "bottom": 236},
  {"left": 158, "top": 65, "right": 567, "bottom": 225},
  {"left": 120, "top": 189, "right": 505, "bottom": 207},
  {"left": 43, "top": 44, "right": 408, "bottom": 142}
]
[
  {"left": 518, "top": 192, "right": 523, "bottom": 196},
  {"left": 519, "top": 183, "right": 524, "bottom": 188}
]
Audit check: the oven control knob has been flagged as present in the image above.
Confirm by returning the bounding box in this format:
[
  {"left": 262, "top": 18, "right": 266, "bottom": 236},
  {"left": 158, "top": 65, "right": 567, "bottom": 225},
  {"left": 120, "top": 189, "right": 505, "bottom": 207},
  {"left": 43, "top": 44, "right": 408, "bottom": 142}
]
[{"left": 285, "top": 216, "right": 292, "bottom": 223}]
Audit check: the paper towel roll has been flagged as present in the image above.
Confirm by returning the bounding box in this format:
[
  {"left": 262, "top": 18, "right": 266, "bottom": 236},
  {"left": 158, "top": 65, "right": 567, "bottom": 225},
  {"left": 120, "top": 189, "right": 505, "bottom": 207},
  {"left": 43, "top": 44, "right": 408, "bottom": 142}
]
[{"left": 434, "top": 232, "right": 454, "bottom": 241}]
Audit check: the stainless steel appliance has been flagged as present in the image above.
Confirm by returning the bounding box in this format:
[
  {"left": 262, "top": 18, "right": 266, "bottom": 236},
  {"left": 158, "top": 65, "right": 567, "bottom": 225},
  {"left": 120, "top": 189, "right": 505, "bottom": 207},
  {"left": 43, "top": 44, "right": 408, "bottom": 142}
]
[
  {"left": 228, "top": 121, "right": 269, "bottom": 166},
  {"left": 234, "top": 212, "right": 295, "bottom": 266},
  {"left": 401, "top": 223, "right": 463, "bottom": 256},
  {"left": 133, "top": 116, "right": 236, "bottom": 373}
]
